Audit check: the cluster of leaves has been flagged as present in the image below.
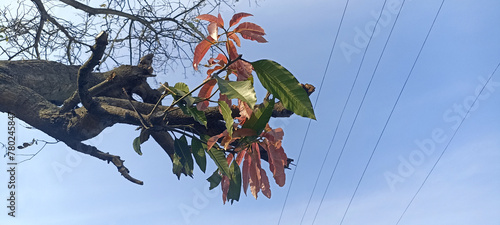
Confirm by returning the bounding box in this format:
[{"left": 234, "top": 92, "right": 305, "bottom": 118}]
[{"left": 134, "top": 13, "right": 315, "bottom": 204}]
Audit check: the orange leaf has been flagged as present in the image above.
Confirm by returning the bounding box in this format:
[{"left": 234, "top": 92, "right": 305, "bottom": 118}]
[
  {"left": 207, "top": 131, "right": 225, "bottom": 150},
  {"left": 229, "top": 12, "right": 253, "bottom": 27},
  {"left": 260, "top": 168, "right": 271, "bottom": 198},
  {"left": 261, "top": 137, "right": 287, "bottom": 187},
  {"left": 217, "top": 13, "right": 224, "bottom": 28},
  {"left": 228, "top": 32, "right": 241, "bottom": 47},
  {"left": 207, "top": 22, "right": 218, "bottom": 40},
  {"left": 234, "top": 22, "right": 265, "bottom": 35},
  {"left": 193, "top": 36, "right": 215, "bottom": 70},
  {"left": 197, "top": 79, "right": 217, "bottom": 111},
  {"left": 207, "top": 65, "right": 223, "bottom": 76},
  {"left": 196, "top": 14, "right": 218, "bottom": 23},
  {"left": 238, "top": 99, "right": 253, "bottom": 119},
  {"left": 239, "top": 30, "right": 267, "bottom": 43},
  {"left": 225, "top": 40, "right": 239, "bottom": 61}
]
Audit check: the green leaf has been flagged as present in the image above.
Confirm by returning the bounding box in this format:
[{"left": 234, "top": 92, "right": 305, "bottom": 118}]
[
  {"left": 185, "top": 106, "right": 207, "bottom": 127},
  {"left": 174, "top": 135, "right": 194, "bottom": 176},
  {"left": 227, "top": 160, "right": 242, "bottom": 204},
  {"left": 172, "top": 153, "right": 183, "bottom": 179},
  {"left": 215, "top": 76, "right": 256, "bottom": 107},
  {"left": 132, "top": 137, "right": 142, "bottom": 155},
  {"left": 191, "top": 138, "right": 207, "bottom": 173},
  {"left": 252, "top": 60, "right": 316, "bottom": 119},
  {"left": 207, "top": 169, "right": 222, "bottom": 190},
  {"left": 218, "top": 101, "right": 234, "bottom": 136},
  {"left": 174, "top": 82, "right": 189, "bottom": 93},
  {"left": 243, "top": 98, "right": 275, "bottom": 134},
  {"left": 170, "top": 84, "right": 196, "bottom": 107},
  {"left": 207, "top": 146, "right": 230, "bottom": 177},
  {"left": 139, "top": 128, "right": 150, "bottom": 143}
]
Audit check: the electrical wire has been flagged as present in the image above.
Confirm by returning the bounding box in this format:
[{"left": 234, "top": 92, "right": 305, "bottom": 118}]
[
  {"left": 395, "top": 60, "right": 500, "bottom": 224},
  {"left": 308, "top": 0, "right": 393, "bottom": 223},
  {"left": 276, "top": 0, "right": 351, "bottom": 224}
]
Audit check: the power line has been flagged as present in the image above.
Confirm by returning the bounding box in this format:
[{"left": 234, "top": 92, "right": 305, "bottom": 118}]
[
  {"left": 276, "top": 1, "right": 351, "bottom": 224},
  {"left": 309, "top": 0, "right": 393, "bottom": 224},
  {"left": 337, "top": 1, "right": 446, "bottom": 224},
  {"left": 395, "top": 59, "right": 500, "bottom": 224},
  {"left": 300, "top": 0, "right": 357, "bottom": 224}
]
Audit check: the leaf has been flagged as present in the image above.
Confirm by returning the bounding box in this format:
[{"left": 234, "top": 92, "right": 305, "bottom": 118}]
[
  {"left": 227, "top": 159, "right": 242, "bottom": 204},
  {"left": 228, "top": 60, "right": 253, "bottom": 81},
  {"left": 238, "top": 99, "right": 253, "bottom": 119},
  {"left": 242, "top": 151, "right": 251, "bottom": 195},
  {"left": 174, "top": 82, "right": 189, "bottom": 93},
  {"left": 215, "top": 76, "right": 257, "bottom": 107},
  {"left": 139, "top": 128, "right": 150, "bottom": 143},
  {"left": 252, "top": 60, "right": 316, "bottom": 119},
  {"left": 185, "top": 106, "right": 207, "bottom": 127},
  {"left": 260, "top": 169, "right": 272, "bottom": 198},
  {"left": 225, "top": 40, "right": 239, "bottom": 61},
  {"left": 249, "top": 142, "right": 262, "bottom": 199},
  {"left": 229, "top": 12, "right": 253, "bottom": 27},
  {"left": 207, "top": 145, "right": 231, "bottom": 177},
  {"left": 243, "top": 98, "right": 275, "bottom": 134},
  {"left": 174, "top": 135, "right": 194, "bottom": 176},
  {"left": 228, "top": 32, "right": 241, "bottom": 47},
  {"left": 132, "top": 137, "right": 142, "bottom": 155},
  {"left": 172, "top": 153, "right": 183, "bottom": 179},
  {"left": 221, "top": 175, "right": 230, "bottom": 204},
  {"left": 207, "top": 169, "right": 222, "bottom": 190},
  {"left": 191, "top": 138, "right": 207, "bottom": 173},
  {"left": 196, "top": 14, "right": 218, "bottom": 23},
  {"left": 193, "top": 36, "right": 215, "bottom": 70},
  {"left": 197, "top": 79, "right": 217, "bottom": 111},
  {"left": 207, "top": 22, "right": 218, "bottom": 40},
  {"left": 234, "top": 22, "right": 267, "bottom": 43},
  {"left": 218, "top": 101, "right": 234, "bottom": 137},
  {"left": 217, "top": 13, "right": 224, "bottom": 28}
]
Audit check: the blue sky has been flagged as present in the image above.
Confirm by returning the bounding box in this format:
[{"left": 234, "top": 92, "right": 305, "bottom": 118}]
[{"left": 1, "top": 0, "right": 500, "bottom": 224}]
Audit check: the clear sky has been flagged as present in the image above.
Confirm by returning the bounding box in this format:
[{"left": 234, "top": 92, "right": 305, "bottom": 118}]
[{"left": 1, "top": 0, "right": 500, "bottom": 225}]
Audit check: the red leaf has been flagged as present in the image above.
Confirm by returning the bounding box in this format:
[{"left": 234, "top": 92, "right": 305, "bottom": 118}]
[
  {"left": 239, "top": 30, "right": 267, "bottom": 43},
  {"left": 235, "top": 149, "right": 246, "bottom": 165},
  {"left": 228, "top": 60, "right": 253, "bottom": 81},
  {"left": 216, "top": 53, "right": 228, "bottom": 64},
  {"left": 232, "top": 128, "right": 257, "bottom": 138},
  {"left": 261, "top": 130, "right": 287, "bottom": 187},
  {"left": 217, "top": 13, "right": 224, "bottom": 28},
  {"left": 242, "top": 152, "right": 251, "bottom": 195},
  {"left": 238, "top": 99, "right": 253, "bottom": 119},
  {"left": 229, "top": 12, "right": 253, "bottom": 27},
  {"left": 225, "top": 40, "right": 239, "bottom": 61},
  {"left": 221, "top": 175, "right": 230, "bottom": 204},
  {"left": 207, "top": 65, "right": 223, "bottom": 76},
  {"left": 260, "top": 168, "right": 271, "bottom": 198},
  {"left": 197, "top": 79, "right": 217, "bottom": 111},
  {"left": 193, "top": 36, "right": 215, "bottom": 70},
  {"left": 234, "top": 22, "right": 266, "bottom": 35},
  {"left": 228, "top": 32, "right": 241, "bottom": 47},
  {"left": 196, "top": 14, "right": 218, "bottom": 23},
  {"left": 207, "top": 22, "right": 218, "bottom": 40},
  {"left": 219, "top": 93, "right": 232, "bottom": 108},
  {"left": 249, "top": 142, "right": 262, "bottom": 199},
  {"left": 207, "top": 131, "right": 225, "bottom": 150}
]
